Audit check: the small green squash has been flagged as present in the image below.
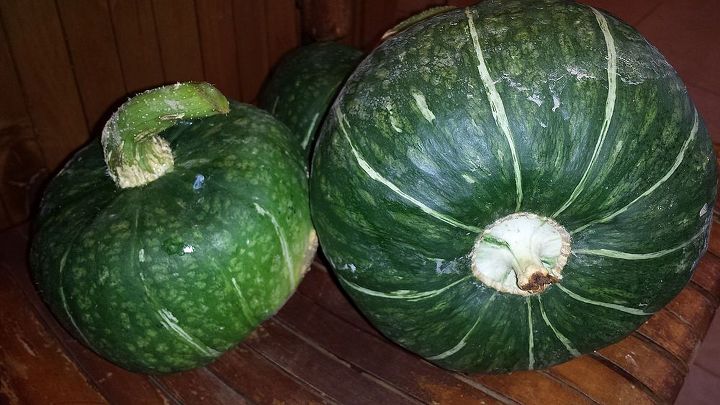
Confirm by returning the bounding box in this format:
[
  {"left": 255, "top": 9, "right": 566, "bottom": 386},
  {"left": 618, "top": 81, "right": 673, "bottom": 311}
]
[
  {"left": 31, "top": 83, "right": 317, "bottom": 373},
  {"left": 310, "top": 1, "right": 716, "bottom": 373},
  {"left": 259, "top": 42, "right": 362, "bottom": 158}
]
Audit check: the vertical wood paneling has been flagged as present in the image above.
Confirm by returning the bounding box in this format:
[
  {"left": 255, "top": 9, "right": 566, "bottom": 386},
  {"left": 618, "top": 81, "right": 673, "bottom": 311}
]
[
  {"left": 108, "top": 0, "right": 165, "bottom": 93},
  {"left": 0, "top": 0, "right": 87, "bottom": 170},
  {"left": 0, "top": 20, "right": 48, "bottom": 228},
  {"left": 234, "top": 0, "right": 270, "bottom": 102},
  {"left": 152, "top": 0, "right": 204, "bottom": 83},
  {"left": 265, "top": 0, "right": 300, "bottom": 70},
  {"left": 196, "top": 0, "right": 241, "bottom": 100},
  {"left": 56, "top": 0, "right": 126, "bottom": 133}
]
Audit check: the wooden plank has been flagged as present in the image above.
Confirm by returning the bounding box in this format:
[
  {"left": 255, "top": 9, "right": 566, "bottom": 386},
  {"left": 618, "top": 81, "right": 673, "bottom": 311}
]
[
  {"left": 108, "top": 0, "right": 166, "bottom": 92},
  {"left": 596, "top": 334, "right": 685, "bottom": 403},
  {"left": 692, "top": 253, "right": 720, "bottom": 300},
  {"left": 152, "top": 0, "right": 204, "bottom": 83},
  {"left": 233, "top": 0, "right": 270, "bottom": 103},
  {"left": 265, "top": 0, "right": 300, "bottom": 70},
  {"left": 548, "top": 356, "right": 657, "bottom": 404},
  {"left": 0, "top": 22, "right": 48, "bottom": 228},
  {"left": 665, "top": 284, "right": 716, "bottom": 334},
  {"left": 0, "top": 263, "right": 107, "bottom": 405},
  {"left": 0, "top": 228, "right": 173, "bottom": 405},
  {"left": 209, "top": 345, "right": 330, "bottom": 404},
  {"left": 276, "top": 291, "right": 500, "bottom": 404},
  {"left": 297, "top": 265, "right": 380, "bottom": 335},
  {"left": 195, "top": 0, "right": 241, "bottom": 100},
  {"left": 637, "top": 308, "right": 699, "bottom": 367},
  {"left": 55, "top": 0, "right": 127, "bottom": 133},
  {"left": 155, "top": 368, "right": 250, "bottom": 404},
  {"left": 245, "top": 319, "right": 419, "bottom": 404},
  {"left": 0, "top": 0, "right": 88, "bottom": 169},
  {"left": 468, "top": 370, "right": 594, "bottom": 405}
]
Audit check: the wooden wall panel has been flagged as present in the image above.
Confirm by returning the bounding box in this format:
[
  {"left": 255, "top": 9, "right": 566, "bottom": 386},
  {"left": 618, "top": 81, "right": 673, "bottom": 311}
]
[
  {"left": 152, "top": 0, "right": 205, "bottom": 83},
  {"left": 196, "top": 0, "right": 241, "bottom": 100},
  {"left": 0, "top": 0, "right": 88, "bottom": 171},
  {"left": 0, "top": 20, "right": 48, "bottom": 227},
  {"left": 56, "top": 0, "right": 127, "bottom": 133},
  {"left": 234, "top": 0, "right": 270, "bottom": 102},
  {"left": 109, "top": 0, "right": 166, "bottom": 93},
  {"left": 265, "top": 0, "right": 301, "bottom": 70}
]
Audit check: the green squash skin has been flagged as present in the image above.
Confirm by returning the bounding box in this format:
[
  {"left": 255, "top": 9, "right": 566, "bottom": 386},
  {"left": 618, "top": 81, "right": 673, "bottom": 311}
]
[
  {"left": 31, "top": 102, "right": 317, "bottom": 373},
  {"left": 310, "top": 0, "right": 717, "bottom": 373},
  {"left": 258, "top": 42, "right": 363, "bottom": 159}
]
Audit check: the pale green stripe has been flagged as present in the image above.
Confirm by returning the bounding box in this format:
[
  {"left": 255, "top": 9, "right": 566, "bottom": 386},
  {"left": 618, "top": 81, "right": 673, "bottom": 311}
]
[
  {"left": 337, "top": 273, "right": 471, "bottom": 302},
  {"left": 465, "top": 8, "right": 522, "bottom": 211},
  {"left": 428, "top": 293, "right": 497, "bottom": 360},
  {"left": 556, "top": 284, "right": 652, "bottom": 316},
  {"left": 575, "top": 227, "right": 706, "bottom": 260},
  {"left": 254, "top": 203, "right": 296, "bottom": 286},
  {"left": 572, "top": 109, "right": 699, "bottom": 234},
  {"left": 301, "top": 112, "right": 320, "bottom": 149},
  {"left": 538, "top": 296, "right": 581, "bottom": 356},
  {"left": 412, "top": 91, "right": 436, "bottom": 123},
  {"left": 157, "top": 308, "right": 220, "bottom": 357},
  {"left": 553, "top": 7, "right": 617, "bottom": 218},
  {"left": 526, "top": 298, "right": 535, "bottom": 370},
  {"left": 337, "top": 109, "right": 481, "bottom": 232},
  {"left": 58, "top": 246, "right": 91, "bottom": 346}
]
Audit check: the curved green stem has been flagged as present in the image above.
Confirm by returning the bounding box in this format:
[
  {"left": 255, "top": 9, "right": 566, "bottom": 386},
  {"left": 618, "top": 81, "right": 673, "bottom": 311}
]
[{"left": 101, "top": 82, "right": 230, "bottom": 188}]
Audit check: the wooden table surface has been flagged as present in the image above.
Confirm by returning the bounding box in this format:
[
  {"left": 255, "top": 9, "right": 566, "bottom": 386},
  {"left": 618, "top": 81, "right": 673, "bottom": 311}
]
[{"left": 2, "top": 221, "right": 720, "bottom": 405}]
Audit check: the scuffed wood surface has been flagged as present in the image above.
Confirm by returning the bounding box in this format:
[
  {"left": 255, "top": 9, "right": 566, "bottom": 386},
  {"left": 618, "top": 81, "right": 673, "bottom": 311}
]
[{"left": 1, "top": 223, "right": 719, "bottom": 404}]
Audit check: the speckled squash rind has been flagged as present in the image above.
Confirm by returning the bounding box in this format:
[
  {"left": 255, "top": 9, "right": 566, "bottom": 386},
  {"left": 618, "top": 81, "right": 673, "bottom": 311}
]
[
  {"left": 310, "top": 0, "right": 717, "bottom": 373},
  {"left": 31, "top": 102, "right": 316, "bottom": 373},
  {"left": 259, "top": 42, "right": 363, "bottom": 158}
]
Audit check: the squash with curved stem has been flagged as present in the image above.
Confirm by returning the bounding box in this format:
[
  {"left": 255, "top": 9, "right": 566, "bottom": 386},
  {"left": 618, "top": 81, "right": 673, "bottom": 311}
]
[
  {"left": 259, "top": 42, "right": 363, "bottom": 159},
  {"left": 310, "top": 1, "right": 716, "bottom": 373},
  {"left": 31, "top": 83, "right": 317, "bottom": 373}
]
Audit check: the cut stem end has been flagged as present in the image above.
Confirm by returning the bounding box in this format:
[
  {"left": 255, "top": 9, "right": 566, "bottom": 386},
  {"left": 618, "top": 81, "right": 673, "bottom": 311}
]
[{"left": 471, "top": 212, "right": 571, "bottom": 296}]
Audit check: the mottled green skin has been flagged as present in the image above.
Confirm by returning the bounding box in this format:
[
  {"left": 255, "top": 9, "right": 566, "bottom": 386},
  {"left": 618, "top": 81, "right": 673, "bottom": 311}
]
[
  {"left": 310, "top": 0, "right": 717, "bottom": 373},
  {"left": 259, "top": 42, "right": 363, "bottom": 158},
  {"left": 32, "top": 102, "right": 316, "bottom": 373}
]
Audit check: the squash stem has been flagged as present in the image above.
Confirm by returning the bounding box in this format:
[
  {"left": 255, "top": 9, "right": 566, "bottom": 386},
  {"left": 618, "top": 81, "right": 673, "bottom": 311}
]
[
  {"left": 471, "top": 212, "right": 571, "bottom": 296},
  {"left": 101, "top": 82, "right": 230, "bottom": 189}
]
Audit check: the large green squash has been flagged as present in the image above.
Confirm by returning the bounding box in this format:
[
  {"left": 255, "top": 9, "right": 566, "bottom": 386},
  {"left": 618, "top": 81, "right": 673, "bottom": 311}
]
[
  {"left": 31, "top": 83, "right": 317, "bottom": 373},
  {"left": 310, "top": 1, "right": 717, "bottom": 373},
  {"left": 259, "top": 42, "right": 362, "bottom": 158}
]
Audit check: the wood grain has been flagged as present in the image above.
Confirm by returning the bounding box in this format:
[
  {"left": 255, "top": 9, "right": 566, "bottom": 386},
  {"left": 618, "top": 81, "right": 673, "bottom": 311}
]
[
  {"left": 196, "top": 0, "right": 241, "bottom": 100},
  {"left": 0, "top": 22, "right": 48, "bottom": 229},
  {"left": 108, "top": 0, "right": 166, "bottom": 93},
  {"left": 0, "top": 0, "right": 88, "bottom": 169},
  {"left": 55, "top": 0, "right": 127, "bottom": 133},
  {"left": 152, "top": 0, "right": 205, "bottom": 83},
  {"left": 233, "top": 0, "right": 270, "bottom": 103},
  {"left": 265, "top": 0, "right": 300, "bottom": 70},
  {"left": 0, "top": 262, "right": 107, "bottom": 405}
]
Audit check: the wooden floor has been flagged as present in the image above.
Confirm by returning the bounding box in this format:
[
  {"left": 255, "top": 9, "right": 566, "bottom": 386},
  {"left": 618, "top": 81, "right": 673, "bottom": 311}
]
[{"left": 2, "top": 221, "right": 720, "bottom": 405}]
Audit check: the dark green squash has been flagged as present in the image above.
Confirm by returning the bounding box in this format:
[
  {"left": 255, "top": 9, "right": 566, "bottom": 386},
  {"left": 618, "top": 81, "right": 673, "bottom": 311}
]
[
  {"left": 310, "top": 0, "right": 716, "bottom": 373},
  {"left": 259, "top": 42, "right": 362, "bottom": 159},
  {"left": 31, "top": 83, "right": 317, "bottom": 373}
]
